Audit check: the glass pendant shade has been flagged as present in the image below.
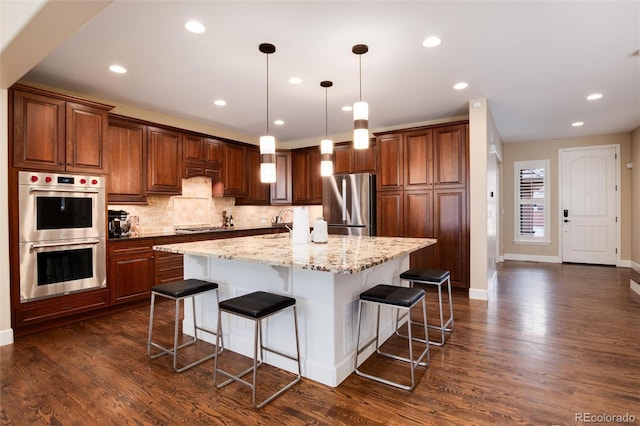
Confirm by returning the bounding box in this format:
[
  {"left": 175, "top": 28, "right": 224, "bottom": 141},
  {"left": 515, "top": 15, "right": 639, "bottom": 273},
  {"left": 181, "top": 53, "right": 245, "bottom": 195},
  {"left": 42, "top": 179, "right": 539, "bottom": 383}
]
[
  {"left": 320, "top": 139, "right": 333, "bottom": 177},
  {"left": 260, "top": 135, "right": 276, "bottom": 183},
  {"left": 353, "top": 101, "right": 369, "bottom": 149}
]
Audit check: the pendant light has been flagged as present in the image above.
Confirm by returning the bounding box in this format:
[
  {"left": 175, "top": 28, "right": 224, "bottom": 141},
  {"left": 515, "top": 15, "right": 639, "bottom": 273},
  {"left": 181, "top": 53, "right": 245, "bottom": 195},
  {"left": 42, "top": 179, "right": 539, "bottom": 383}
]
[
  {"left": 352, "top": 44, "right": 369, "bottom": 150},
  {"left": 320, "top": 80, "right": 334, "bottom": 177},
  {"left": 259, "top": 43, "right": 276, "bottom": 183}
]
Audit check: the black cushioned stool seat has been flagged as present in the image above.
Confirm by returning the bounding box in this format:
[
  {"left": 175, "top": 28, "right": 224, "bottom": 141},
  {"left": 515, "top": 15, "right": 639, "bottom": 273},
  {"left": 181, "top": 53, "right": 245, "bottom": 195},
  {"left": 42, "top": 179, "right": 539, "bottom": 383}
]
[
  {"left": 355, "top": 284, "right": 430, "bottom": 391},
  {"left": 219, "top": 291, "right": 295, "bottom": 318},
  {"left": 399, "top": 268, "right": 454, "bottom": 346},
  {"left": 214, "top": 291, "right": 301, "bottom": 408},
  {"left": 147, "top": 279, "right": 223, "bottom": 372},
  {"left": 153, "top": 279, "right": 220, "bottom": 298}
]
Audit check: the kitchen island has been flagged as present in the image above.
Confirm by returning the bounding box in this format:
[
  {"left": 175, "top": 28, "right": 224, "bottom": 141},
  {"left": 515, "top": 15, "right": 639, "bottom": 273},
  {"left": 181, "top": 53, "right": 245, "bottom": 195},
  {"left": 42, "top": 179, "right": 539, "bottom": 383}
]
[{"left": 154, "top": 234, "right": 436, "bottom": 387}]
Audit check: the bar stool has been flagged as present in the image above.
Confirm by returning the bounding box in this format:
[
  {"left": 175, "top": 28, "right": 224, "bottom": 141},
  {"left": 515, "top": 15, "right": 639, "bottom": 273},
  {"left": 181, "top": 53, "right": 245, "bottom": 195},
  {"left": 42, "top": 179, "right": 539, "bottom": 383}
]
[
  {"left": 147, "top": 279, "right": 222, "bottom": 372},
  {"left": 399, "top": 269, "right": 454, "bottom": 346},
  {"left": 213, "top": 291, "right": 301, "bottom": 408},
  {"left": 355, "top": 284, "right": 430, "bottom": 391}
]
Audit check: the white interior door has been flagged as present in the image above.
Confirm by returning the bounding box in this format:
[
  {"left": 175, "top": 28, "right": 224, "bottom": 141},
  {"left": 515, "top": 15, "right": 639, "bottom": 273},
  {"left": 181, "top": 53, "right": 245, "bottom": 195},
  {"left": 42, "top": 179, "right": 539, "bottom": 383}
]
[{"left": 561, "top": 146, "right": 617, "bottom": 265}]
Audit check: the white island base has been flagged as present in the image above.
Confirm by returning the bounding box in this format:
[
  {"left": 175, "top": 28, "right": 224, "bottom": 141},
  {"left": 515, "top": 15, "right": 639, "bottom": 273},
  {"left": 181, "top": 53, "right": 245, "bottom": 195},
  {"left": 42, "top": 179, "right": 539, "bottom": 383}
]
[{"left": 181, "top": 253, "right": 409, "bottom": 387}]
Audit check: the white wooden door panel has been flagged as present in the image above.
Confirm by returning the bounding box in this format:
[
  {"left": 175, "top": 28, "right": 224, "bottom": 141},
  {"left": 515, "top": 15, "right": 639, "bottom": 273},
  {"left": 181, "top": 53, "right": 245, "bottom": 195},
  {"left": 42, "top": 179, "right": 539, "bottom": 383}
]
[{"left": 561, "top": 147, "right": 617, "bottom": 265}]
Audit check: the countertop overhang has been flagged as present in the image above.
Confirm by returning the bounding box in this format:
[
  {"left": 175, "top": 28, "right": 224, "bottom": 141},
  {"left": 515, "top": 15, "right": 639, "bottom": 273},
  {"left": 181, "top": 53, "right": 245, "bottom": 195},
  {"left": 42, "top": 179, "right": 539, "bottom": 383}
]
[{"left": 153, "top": 234, "right": 436, "bottom": 274}]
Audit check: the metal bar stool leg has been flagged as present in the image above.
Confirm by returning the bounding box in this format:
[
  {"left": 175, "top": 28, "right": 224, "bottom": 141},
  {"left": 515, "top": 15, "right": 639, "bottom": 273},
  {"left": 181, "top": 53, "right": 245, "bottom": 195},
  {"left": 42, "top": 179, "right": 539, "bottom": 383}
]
[
  {"left": 355, "top": 285, "right": 430, "bottom": 391},
  {"left": 213, "top": 291, "right": 301, "bottom": 409},
  {"left": 147, "top": 279, "right": 221, "bottom": 372}
]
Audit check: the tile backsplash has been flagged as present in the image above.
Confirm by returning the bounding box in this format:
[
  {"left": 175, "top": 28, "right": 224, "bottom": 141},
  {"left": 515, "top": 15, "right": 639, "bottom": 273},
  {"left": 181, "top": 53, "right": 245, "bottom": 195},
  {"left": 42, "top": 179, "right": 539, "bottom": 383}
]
[{"left": 111, "top": 176, "right": 322, "bottom": 235}]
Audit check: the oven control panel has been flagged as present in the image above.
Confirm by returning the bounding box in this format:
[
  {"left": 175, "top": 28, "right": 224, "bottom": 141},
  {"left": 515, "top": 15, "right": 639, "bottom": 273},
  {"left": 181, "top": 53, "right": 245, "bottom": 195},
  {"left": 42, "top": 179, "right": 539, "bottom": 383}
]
[{"left": 19, "top": 172, "right": 105, "bottom": 189}]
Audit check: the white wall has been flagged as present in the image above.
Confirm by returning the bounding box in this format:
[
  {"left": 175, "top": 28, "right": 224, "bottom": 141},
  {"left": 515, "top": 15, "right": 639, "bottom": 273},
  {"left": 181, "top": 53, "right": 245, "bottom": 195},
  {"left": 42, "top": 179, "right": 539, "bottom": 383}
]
[
  {"left": 632, "top": 127, "right": 640, "bottom": 269},
  {"left": 468, "top": 98, "right": 503, "bottom": 301}
]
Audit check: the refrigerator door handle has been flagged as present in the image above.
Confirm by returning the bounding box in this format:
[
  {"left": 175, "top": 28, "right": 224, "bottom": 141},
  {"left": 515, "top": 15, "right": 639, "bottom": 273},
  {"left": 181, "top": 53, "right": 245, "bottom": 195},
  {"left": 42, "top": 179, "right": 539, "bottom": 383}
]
[{"left": 341, "top": 177, "right": 347, "bottom": 222}]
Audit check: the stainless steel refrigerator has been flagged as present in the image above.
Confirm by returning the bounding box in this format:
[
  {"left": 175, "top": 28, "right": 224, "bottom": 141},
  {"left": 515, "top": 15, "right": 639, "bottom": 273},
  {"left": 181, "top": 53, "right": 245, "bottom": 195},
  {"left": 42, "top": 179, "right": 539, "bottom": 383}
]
[{"left": 322, "top": 173, "right": 376, "bottom": 236}]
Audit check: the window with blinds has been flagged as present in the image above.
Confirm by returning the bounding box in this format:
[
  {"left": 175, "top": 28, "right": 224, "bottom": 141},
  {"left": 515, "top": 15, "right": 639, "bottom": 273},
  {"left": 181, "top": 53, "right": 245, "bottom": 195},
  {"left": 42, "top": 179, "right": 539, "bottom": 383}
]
[{"left": 514, "top": 159, "right": 550, "bottom": 243}]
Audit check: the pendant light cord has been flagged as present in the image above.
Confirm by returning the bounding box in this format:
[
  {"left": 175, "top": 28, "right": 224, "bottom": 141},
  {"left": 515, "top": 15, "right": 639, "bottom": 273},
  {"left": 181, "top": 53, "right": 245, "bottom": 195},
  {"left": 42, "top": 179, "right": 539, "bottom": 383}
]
[
  {"left": 325, "top": 87, "right": 328, "bottom": 137},
  {"left": 266, "top": 53, "right": 270, "bottom": 135},
  {"left": 358, "top": 55, "right": 362, "bottom": 102}
]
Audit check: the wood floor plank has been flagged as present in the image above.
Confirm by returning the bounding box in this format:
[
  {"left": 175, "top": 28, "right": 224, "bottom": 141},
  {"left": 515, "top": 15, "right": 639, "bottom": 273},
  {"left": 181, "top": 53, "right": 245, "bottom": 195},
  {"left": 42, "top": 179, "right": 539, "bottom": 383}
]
[{"left": 1, "top": 261, "right": 639, "bottom": 425}]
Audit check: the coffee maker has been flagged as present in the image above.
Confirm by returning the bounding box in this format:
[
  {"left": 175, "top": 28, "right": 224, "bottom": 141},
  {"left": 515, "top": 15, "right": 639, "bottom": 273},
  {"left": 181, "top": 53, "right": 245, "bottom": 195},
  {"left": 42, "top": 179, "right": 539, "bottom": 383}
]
[{"left": 108, "top": 209, "right": 130, "bottom": 238}]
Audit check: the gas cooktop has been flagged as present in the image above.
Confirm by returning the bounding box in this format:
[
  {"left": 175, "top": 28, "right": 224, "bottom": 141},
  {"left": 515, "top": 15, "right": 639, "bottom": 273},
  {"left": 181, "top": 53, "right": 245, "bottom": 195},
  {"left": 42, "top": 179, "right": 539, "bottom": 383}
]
[{"left": 174, "top": 226, "right": 228, "bottom": 234}]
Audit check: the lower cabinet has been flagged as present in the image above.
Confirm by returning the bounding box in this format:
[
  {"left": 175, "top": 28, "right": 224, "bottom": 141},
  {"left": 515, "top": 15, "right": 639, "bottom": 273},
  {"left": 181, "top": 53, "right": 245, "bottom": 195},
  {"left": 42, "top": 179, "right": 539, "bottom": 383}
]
[{"left": 108, "top": 239, "right": 155, "bottom": 305}]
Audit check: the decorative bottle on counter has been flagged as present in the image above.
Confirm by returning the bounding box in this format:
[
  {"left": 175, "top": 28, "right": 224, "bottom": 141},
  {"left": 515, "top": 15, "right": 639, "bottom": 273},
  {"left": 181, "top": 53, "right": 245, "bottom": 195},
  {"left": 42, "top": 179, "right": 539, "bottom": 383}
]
[{"left": 229, "top": 215, "right": 234, "bottom": 227}]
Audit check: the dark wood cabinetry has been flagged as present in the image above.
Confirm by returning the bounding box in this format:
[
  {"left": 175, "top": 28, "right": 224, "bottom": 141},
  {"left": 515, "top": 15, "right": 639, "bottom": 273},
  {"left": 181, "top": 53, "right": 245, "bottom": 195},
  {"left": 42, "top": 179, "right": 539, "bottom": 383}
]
[
  {"left": 334, "top": 144, "right": 354, "bottom": 175},
  {"left": 237, "top": 149, "right": 292, "bottom": 206},
  {"left": 182, "top": 133, "right": 222, "bottom": 180},
  {"left": 376, "top": 133, "right": 404, "bottom": 191},
  {"left": 11, "top": 85, "right": 112, "bottom": 174},
  {"left": 271, "top": 151, "right": 293, "bottom": 205},
  {"left": 108, "top": 239, "right": 155, "bottom": 305},
  {"left": 376, "top": 190, "right": 404, "bottom": 237},
  {"left": 376, "top": 122, "right": 469, "bottom": 288},
  {"left": 106, "top": 118, "right": 147, "bottom": 204},
  {"left": 147, "top": 126, "right": 182, "bottom": 194},
  {"left": 220, "top": 142, "right": 247, "bottom": 197},
  {"left": 334, "top": 141, "right": 376, "bottom": 174},
  {"left": 153, "top": 236, "right": 190, "bottom": 285},
  {"left": 292, "top": 147, "right": 322, "bottom": 205},
  {"left": 237, "top": 146, "right": 270, "bottom": 205}
]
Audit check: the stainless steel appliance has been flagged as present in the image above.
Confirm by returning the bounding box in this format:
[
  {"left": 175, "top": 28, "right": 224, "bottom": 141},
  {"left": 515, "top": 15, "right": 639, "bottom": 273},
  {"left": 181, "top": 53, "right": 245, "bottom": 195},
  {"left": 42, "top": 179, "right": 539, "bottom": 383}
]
[
  {"left": 18, "top": 171, "right": 106, "bottom": 302},
  {"left": 322, "top": 172, "right": 376, "bottom": 236}
]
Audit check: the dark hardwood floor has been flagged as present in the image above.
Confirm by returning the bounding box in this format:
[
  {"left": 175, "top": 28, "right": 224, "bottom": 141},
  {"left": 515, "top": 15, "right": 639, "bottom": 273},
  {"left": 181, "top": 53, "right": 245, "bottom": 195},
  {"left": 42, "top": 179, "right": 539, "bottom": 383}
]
[{"left": 2, "top": 261, "right": 639, "bottom": 425}]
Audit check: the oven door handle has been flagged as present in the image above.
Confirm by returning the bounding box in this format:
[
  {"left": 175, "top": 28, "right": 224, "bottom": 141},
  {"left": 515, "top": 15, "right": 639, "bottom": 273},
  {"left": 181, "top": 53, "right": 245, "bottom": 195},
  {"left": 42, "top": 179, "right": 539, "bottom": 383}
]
[
  {"left": 29, "top": 187, "right": 100, "bottom": 194},
  {"left": 30, "top": 240, "right": 100, "bottom": 250}
]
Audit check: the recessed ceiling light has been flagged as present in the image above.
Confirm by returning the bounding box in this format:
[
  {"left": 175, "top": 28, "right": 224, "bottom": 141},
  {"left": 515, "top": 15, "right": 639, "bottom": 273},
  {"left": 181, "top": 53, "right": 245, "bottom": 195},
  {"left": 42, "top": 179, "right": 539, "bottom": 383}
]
[
  {"left": 109, "top": 65, "right": 127, "bottom": 74},
  {"left": 288, "top": 77, "right": 302, "bottom": 85},
  {"left": 453, "top": 82, "right": 468, "bottom": 90},
  {"left": 184, "top": 20, "right": 205, "bottom": 34},
  {"left": 586, "top": 93, "right": 603, "bottom": 101},
  {"left": 214, "top": 99, "right": 226, "bottom": 106},
  {"left": 342, "top": 105, "right": 353, "bottom": 112},
  {"left": 274, "top": 120, "right": 284, "bottom": 126},
  {"left": 422, "top": 36, "right": 442, "bottom": 48},
  {"left": 572, "top": 121, "right": 584, "bottom": 127}
]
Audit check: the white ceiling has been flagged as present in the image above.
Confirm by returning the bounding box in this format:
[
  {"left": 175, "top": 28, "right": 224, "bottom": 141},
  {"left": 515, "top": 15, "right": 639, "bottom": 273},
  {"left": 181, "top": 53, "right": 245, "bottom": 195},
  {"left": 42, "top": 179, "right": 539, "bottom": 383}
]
[{"left": 21, "top": 1, "right": 640, "bottom": 147}]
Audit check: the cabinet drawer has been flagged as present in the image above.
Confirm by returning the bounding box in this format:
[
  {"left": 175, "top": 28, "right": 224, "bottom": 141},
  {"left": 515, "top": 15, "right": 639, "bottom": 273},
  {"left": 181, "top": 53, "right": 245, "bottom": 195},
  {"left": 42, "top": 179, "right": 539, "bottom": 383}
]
[
  {"left": 109, "top": 239, "right": 154, "bottom": 255},
  {"left": 17, "top": 290, "right": 109, "bottom": 325}
]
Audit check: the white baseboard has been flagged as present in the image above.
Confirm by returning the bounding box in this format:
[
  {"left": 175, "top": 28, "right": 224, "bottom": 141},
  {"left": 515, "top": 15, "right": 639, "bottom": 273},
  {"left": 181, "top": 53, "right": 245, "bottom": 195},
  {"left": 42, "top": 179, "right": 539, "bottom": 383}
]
[
  {"left": 503, "top": 253, "right": 562, "bottom": 263},
  {"left": 631, "top": 280, "right": 640, "bottom": 296},
  {"left": 617, "top": 259, "right": 631, "bottom": 267},
  {"left": 469, "top": 288, "right": 488, "bottom": 300},
  {"left": 631, "top": 261, "right": 640, "bottom": 270},
  {"left": 0, "top": 328, "right": 14, "bottom": 346}
]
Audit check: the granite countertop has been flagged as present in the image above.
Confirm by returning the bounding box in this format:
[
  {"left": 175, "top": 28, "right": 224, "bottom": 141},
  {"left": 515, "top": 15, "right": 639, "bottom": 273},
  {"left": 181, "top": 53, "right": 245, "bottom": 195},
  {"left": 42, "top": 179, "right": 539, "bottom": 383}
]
[
  {"left": 109, "top": 225, "right": 285, "bottom": 240},
  {"left": 153, "top": 234, "right": 436, "bottom": 274}
]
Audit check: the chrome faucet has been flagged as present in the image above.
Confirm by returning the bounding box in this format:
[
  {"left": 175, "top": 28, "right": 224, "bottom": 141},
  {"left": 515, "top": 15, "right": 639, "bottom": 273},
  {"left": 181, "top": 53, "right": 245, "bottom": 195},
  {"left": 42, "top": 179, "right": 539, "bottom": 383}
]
[{"left": 275, "top": 208, "right": 294, "bottom": 224}]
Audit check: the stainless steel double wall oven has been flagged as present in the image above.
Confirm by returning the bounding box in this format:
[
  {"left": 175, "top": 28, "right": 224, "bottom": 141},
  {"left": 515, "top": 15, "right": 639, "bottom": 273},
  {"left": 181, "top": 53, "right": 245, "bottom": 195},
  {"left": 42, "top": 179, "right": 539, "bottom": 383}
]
[{"left": 18, "top": 171, "right": 106, "bottom": 302}]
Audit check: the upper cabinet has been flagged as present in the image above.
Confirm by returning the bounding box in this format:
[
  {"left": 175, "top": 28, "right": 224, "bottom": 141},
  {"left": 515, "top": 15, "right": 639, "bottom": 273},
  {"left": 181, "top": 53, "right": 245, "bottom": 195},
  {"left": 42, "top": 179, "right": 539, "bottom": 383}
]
[
  {"left": 403, "top": 128, "right": 433, "bottom": 190},
  {"left": 292, "top": 147, "right": 322, "bottom": 205},
  {"left": 433, "top": 124, "right": 467, "bottom": 188},
  {"left": 219, "top": 142, "right": 247, "bottom": 197},
  {"left": 376, "top": 133, "right": 404, "bottom": 191},
  {"left": 106, "top": 117, "right": 147, "bottom": 204},
  {"left": 333, "top": 141, "right": 376, "bottom": 175},
  {"left": 236, "top": 146, "right": 269, "bottom": 205},
  {"left": 270, "top": 151, "right": 292, "bottom": 205},
  {"left": 11, "top": 85, "right": 112, "bottom": 174},
  {"left": 182, "top": 133, "right": 222, "bottom": 181},
  {"left": 147, "top": 126, "right": 182, "bottom": 194}
]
